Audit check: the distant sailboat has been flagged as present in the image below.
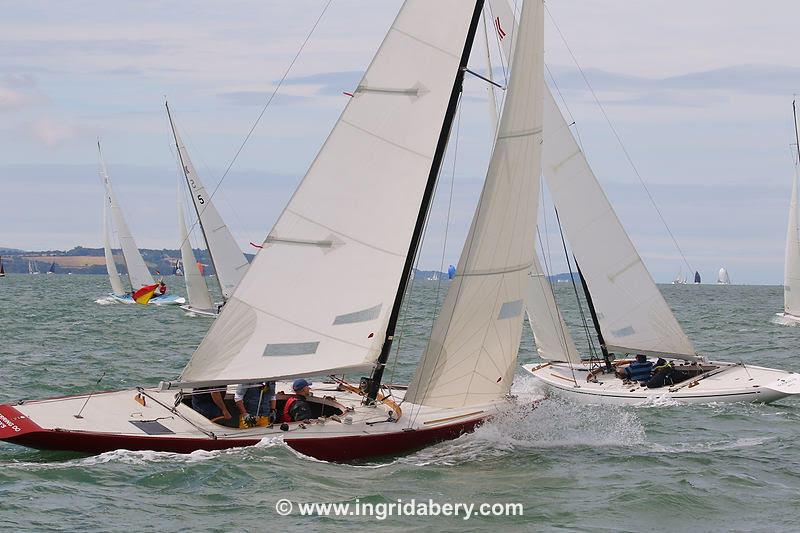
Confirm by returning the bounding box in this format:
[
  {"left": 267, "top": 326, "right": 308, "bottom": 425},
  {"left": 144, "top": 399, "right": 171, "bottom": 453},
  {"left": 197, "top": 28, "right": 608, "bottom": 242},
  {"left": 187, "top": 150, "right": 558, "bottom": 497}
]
[
  {"left": 0, "top": 256, "right": 5, "bottom": 277},
  {"left": 717, "top": 267, "right": 731, "bottom": 285},
  {"left": 777, "top": 99, "right": 800, "bottom": 324},
  {"left": 47, "top": 262, "right": 55, "bottom": 275},
  {"left": 173, "top": 260, "right": 184, "bottom": 277},
  {"left": 98, "top": 141, "right": 185, "bottom": 306},
  {"left": 166, "top": 103, "right": 249, "bottom": 317},
  {"left": 28, "top": 261, "right": 40, "bottom": 275},
  {"left": 672, "top": 269, "right": 687, "bottom": 284},
  {"left": 694, "top": 271, "right": 701, "bottom": 284}
]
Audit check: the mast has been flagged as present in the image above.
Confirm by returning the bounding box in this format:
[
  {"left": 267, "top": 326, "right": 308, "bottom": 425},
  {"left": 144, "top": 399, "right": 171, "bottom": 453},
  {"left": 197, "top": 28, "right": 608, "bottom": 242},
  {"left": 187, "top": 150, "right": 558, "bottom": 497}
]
[
  {"left": 366, "top": 0, "right": 486, "bottom": 401},
  {"left": 576, "top": 262, "right": 614, "bottom": 373},
  {"left": 165, "top": 101, "right": 226, "bottom": 303}
]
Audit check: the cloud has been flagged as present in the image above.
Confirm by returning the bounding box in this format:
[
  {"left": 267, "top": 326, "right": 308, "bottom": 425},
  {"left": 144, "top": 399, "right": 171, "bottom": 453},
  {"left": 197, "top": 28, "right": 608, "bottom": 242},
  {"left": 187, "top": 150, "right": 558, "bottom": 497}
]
[
  {"left": 0, "top": 73, "right": 45, "bottom": 111},
  {"left": 27, "top": 117, "right": 78, "bottom": 147},
  {"left": 216, "top": 90, "right": 311, "bottom": 106},
  {"left": 548, "top": 63, "right": 800, "bottom": 107}
]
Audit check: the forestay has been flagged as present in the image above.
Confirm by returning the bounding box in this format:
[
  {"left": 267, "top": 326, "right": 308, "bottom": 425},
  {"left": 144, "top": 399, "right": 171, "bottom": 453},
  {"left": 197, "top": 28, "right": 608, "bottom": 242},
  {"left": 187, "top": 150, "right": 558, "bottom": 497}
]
[
  {"left": 99, "top": 148, "right": 154, "bottom": 291},
  {"left": 406, "top": 0, "right": 544, "bottom": 408},
  {"left": 785, "top": 169, "right": 800, "bottom": 315},
  {"left": 167, "top": 1, "right": 482, "bottom": 389},
  {"left": 102, "top": 199, "right": 126, "bottom": 296},
  {"left": 541, "top": 89, "right": 697, "bottom": 360},
  {"left": 169, "top": 114, "right": 249, "bottom": 301},
  {"left": 179, "top": 194, "right": 214, "bottom": 312}
]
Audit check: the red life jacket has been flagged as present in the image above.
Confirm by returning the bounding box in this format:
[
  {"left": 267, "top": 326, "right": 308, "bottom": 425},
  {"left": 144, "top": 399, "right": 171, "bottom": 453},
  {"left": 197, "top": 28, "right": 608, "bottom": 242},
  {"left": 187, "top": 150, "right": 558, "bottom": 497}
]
[{"left": 282, "top": 396, "right": 298, "bottom": 422}]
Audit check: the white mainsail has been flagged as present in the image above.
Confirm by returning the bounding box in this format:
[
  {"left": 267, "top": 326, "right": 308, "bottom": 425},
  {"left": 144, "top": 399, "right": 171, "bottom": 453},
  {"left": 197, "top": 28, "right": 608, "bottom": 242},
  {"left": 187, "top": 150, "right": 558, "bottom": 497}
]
[
  {"left": 717, "top": 267, "right": 731, "bottom": 284},
  {"left": 786, "top": 154, "right": 800, "bottom": 315},
  {"left": 98, "top": 144, "right": 154, "bottom": 291},
  {"left": 541, "top": 89, "right": 697, "bottom": 360},
  {"left": 406, "top": 0, "right": 544, "bottom": 408},
  {"left": 167, "top": 108, "right": 249, "bottom": 301},
  {"left": 179, "top": 192, "right": 215, "bottom": 312},
  {"left": 102, "top": 199, "right": 126, "bottom": 296},
  {"left": 168, "top": 1, "right": 482, "bottom": 388}
]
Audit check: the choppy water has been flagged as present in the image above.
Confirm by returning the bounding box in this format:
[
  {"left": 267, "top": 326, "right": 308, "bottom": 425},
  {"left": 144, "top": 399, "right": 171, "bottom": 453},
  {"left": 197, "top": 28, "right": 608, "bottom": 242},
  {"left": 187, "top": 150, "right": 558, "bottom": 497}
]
[{"left": 1, "top": 275, "right": 799, "bottom": 532}]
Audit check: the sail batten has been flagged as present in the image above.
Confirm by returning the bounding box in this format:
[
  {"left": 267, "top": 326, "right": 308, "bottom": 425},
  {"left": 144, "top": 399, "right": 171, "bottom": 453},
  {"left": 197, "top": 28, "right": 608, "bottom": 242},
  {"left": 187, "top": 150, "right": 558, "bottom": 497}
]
[{"left": 174, "top": 1, "right": 484, "bottom": 387}]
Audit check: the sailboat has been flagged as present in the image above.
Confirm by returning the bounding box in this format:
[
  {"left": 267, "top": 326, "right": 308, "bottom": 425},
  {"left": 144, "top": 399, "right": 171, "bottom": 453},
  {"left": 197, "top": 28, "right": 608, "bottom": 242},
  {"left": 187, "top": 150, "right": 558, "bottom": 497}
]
[
  {"left": 777, "top": 100, "right": 800, "bottom": 324},
  {"left": 47, "top": 262, "right": 56, "bottom": 275},
  {"left": 28, "top": 260, "right": 40, "bottom": 275},
  {"left": 0, "top": 256, "right": 5, "bottom": 277},
  {"left": 717, "top": 267, "right": 731, "bottom": 284},
  {"left": 672, "top": 269, "right": 687, "bottom": 284},
  {"left": 166, "top": 103, "right": 250, "bottom": 317},
  {"left": 99, "top": 142, "right": 185, "bottom": 306},
  {"left": 474, "top": 0, "right": 800, "bottom": 404},
  {"left": 0, "top": 0, "right": 544, "bottom": 460},
  {"left": 177, "top": 187, "right": 216, "bottom": 316},
  {"left": 694, "top": 270, "right": 701, "bottom": 284}
]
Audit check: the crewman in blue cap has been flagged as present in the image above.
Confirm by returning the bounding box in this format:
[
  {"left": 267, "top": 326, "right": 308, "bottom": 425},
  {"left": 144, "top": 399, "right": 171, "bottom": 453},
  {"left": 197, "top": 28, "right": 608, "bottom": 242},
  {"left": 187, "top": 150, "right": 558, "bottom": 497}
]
[{"left": 282, "top": 378, "right": 314, "bottom": 422}]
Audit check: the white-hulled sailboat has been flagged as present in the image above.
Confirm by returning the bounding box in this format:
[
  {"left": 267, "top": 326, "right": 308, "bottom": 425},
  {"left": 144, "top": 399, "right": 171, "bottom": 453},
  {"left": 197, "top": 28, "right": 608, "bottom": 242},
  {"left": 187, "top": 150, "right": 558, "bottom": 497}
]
[
  {"left": 479, "top": 0, "right": 800, "bottom": 404},
  {"left": 0, "top": 0, "right": 545, "bottom": 460},
  {"left": 99, "top": 143, "right": 185, "bottom": 306},
  {"left": 166, "top": 103, "right": 250, "bottom": 317},
  {"left": 717, "top": 267, "right": 731, "bottom": 284},
  {"left": 0, "top": 256, "right": 5, "bottom": 277},
  {"left": 776, "top": 100, "right": 800, "bottom": 325}
]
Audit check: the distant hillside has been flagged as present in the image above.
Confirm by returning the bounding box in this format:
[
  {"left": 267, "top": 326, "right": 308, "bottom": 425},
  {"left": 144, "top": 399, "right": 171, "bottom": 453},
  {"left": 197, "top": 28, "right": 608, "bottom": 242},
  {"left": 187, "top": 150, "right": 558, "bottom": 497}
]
[{"left": 0, "top": 246, "right": 254, "bottom": 275}]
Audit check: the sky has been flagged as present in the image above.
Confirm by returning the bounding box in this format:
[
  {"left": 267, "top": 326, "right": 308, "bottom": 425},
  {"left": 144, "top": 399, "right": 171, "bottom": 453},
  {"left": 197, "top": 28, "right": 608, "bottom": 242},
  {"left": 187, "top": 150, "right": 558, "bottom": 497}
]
[{"left": 2, "top": 1, "right": 800, "bottom": 284}]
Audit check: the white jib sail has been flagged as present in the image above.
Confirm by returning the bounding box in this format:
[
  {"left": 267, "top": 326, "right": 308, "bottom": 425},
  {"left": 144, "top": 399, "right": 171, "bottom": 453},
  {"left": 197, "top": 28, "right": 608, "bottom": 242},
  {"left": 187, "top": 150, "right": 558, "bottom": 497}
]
[
  {"left": 170, "top": 1, "right": 482, "bottom": 388},
  {"left": 179, "top": 191, "right": 214, "bottom": 312},
  {"left": 103, "top": 198, "right": 126, "bottom": 296},
  {"left": 406, "top": 0, "right": 545, "bottom": 408},
  {"left": 169, "top": 116, "right": 249, "bottom": 301},
  {"left": 541, "top": 89, "right": 697, "bottom": 360},
  {"left": 484, "top": 0, "right": 580, "bottom": 366},
  {"left": 98, "top": 147, "right": 154, "bottom": 291},
  {"left": 525, "top": 253, "right": 582, "bottom": 364},
  {"left": 785, "top": 169, "right": 800, "bottom": 315}
]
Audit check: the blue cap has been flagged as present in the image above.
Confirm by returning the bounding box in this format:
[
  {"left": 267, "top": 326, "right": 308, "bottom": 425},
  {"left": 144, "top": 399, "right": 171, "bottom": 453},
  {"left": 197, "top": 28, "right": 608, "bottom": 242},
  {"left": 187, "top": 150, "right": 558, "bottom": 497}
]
[{"left": 292, "top": 378, "right": 312, "bottom": 391}]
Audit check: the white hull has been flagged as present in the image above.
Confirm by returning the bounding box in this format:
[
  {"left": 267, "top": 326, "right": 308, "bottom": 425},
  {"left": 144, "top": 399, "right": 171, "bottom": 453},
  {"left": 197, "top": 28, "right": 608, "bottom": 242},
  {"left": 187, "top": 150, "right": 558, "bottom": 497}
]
[
  {"left": 108, "top": 293, "right": 186, "bottom": 306},
  {"left": 180, "top": 304, "right": 219, "bottom": 317},
  {"left": 773, "top": 312, "right": 800, "bottom": 326},
  {"left": 0, "top": 380, "right": 502, "bottom": 461},
  {"left": 522, "top": 361, "right": 800, "bottom": 405}
]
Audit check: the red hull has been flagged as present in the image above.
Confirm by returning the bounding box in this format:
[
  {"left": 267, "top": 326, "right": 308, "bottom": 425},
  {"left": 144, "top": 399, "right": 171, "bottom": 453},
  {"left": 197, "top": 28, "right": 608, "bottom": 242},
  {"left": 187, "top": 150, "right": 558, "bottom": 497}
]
[{"left": 0, "top": 404, "right": 484, "bottom": 461}]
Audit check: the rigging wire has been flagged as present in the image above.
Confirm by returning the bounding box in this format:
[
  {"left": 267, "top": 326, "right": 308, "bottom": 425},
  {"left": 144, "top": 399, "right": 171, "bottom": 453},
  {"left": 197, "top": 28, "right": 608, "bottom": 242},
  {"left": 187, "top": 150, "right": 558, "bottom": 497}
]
[
  {"left": 544, "top": 4, "right": 694, "bottom": 274},
  {"left": 554, "top": 207, "right": 602, "bottom": 370}
]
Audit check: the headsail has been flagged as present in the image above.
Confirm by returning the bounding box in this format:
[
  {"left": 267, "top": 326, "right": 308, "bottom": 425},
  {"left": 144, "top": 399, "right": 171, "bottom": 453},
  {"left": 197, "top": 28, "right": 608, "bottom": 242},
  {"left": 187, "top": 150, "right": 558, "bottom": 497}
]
[
  {"left": 406, "top": 0, "right": 545, "bottom": 408},
  {"left": 694, "top": 270, "right": 701, "bottom": 283},
  {"left": 98, "top": 143, "right": 154, "bottom": 291},
  {"left": 102, "top": 199, "right": 126, "bottom": 296},
  {"left": 167, "top": 105, "right": 249, "bottom": 301},
  {"left": 179, "top": 190, "right": 215, "bottom": 312},
  {"left": 484, "top": 0, "right": 580, "bottom": 366},
  {"left": 166, "top": 1, "right": 485, "bottom": 389}
]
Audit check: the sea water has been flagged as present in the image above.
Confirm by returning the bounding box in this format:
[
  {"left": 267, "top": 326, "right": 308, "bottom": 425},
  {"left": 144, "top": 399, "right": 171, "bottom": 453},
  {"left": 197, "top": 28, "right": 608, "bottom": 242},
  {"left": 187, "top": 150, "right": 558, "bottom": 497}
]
[{"left": 1, "top": 275, "right": 798, "bottom": 532}]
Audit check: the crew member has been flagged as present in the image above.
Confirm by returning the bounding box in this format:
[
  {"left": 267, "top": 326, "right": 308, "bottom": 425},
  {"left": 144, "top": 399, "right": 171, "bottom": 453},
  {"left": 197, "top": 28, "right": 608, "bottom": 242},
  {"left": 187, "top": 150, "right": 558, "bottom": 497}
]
[{"left": 283, "top": 378, "right": 314, "bottom": 422}]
